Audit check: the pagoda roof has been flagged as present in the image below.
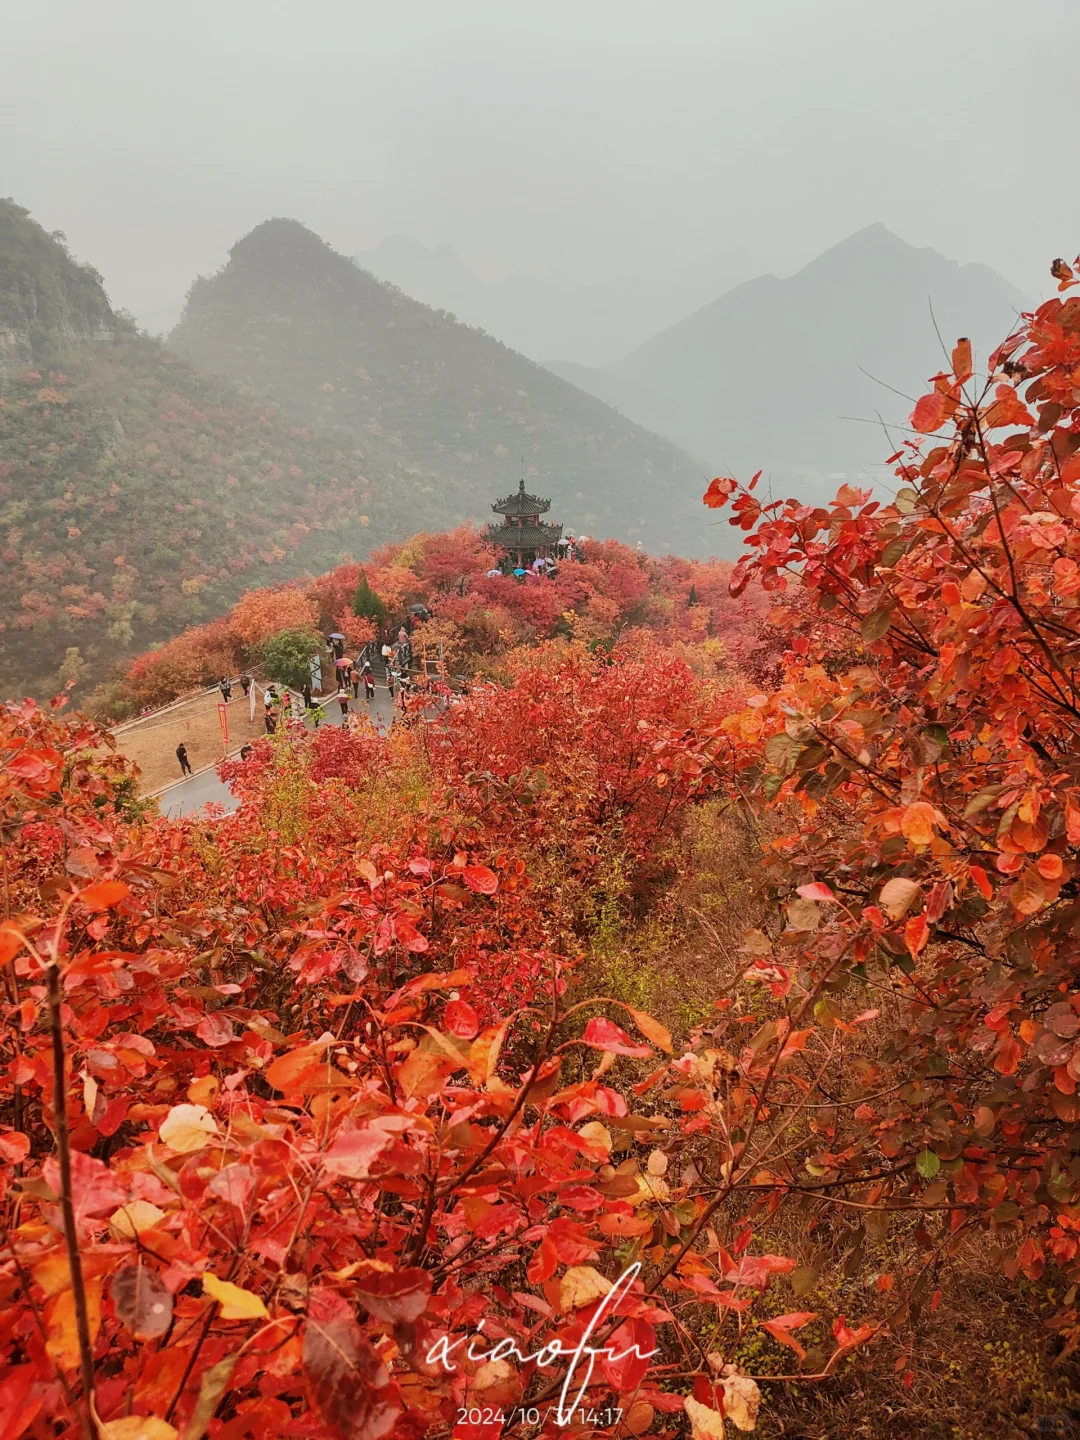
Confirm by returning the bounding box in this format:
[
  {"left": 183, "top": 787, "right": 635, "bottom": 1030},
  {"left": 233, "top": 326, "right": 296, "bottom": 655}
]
[
  {"left": 492, "top": 478, "right": 552, "bottom": 516},
  {"left": 488, "top": 520, "right": 563, "bottom": 548}
]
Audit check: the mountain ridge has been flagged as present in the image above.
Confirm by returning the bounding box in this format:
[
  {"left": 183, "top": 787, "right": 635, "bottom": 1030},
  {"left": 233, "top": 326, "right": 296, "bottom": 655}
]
[
  {"left": 549, "top": 224, "right": 1030, "bottom": 497},
  {"left": 170, "top": 217, "right": 713, "bottom": 554}
]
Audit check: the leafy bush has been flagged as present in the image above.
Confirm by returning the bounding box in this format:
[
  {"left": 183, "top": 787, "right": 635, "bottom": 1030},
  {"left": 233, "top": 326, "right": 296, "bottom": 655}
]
[{"left": 260, "top": 626, "right": 320, "bottom": 689}]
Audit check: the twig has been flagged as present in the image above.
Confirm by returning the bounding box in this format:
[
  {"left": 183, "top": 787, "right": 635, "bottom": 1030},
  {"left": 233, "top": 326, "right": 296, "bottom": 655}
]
[{"left": 47, "top": 960, "right": 96, "bottom": 1440}]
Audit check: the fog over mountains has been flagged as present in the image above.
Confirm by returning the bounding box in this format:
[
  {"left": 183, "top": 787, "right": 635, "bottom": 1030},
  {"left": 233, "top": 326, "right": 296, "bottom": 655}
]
[
  {"left": 353, "top": 236, "right": 752, "bottom": 369},
  {"left": 169, "top": 219, "right": 710, "bottom": 553},
  {"left": 358, "top": 223, "right": 1030, "bottom": 506}
]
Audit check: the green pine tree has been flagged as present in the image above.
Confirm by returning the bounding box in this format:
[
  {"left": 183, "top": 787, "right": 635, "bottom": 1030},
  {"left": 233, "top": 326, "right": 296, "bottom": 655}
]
[{"left": 353, "top": 573, "right": 386, "bottom": 627}]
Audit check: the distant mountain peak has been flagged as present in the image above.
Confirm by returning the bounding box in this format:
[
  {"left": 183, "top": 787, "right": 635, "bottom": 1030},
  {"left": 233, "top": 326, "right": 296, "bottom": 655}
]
[{"left": 231, "top": 216, "right": 334, "bottom": 264}]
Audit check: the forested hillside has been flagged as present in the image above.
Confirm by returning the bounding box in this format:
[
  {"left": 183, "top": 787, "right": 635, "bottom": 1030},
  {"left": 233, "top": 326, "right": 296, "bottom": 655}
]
[
  {"left": 169, "top": 219, "right": 711, "bottom": 555},
  {"left": 0, "top": 202, "right": 439, "bottom": 695}
]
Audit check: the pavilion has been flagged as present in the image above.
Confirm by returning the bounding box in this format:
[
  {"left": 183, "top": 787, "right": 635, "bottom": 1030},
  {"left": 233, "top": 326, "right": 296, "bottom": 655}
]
[{"left": 486, "top": 479, "right": 563, "bottom": 568}]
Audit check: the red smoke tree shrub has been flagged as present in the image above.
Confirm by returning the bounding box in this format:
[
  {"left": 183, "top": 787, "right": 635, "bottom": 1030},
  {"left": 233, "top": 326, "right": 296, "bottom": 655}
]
[{"left": 700, "top": 255, "right": 1080, "bottom": 1341}]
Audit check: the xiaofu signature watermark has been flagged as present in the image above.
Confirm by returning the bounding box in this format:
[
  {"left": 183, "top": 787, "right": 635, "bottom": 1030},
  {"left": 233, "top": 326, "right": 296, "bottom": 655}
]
[{"left": 425, "top": 1262, "right": 657, "bottom": 1428}]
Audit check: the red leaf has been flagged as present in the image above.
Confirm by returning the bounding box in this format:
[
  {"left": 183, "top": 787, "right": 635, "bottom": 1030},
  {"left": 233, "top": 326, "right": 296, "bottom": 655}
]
[
  {"left": 462, "top": 864, "right": 499, "bottom": 894},
  {"left": 391, "top": 914, "right": 428, "bottom": 952},
  {"left": 796, "top": 882, "right": 835, "bottom": 902},
  {"left": 0, "top": 1366, "right": 43, "bottom": 1440},
  {"left": 196, "top": 1013, "right": 235, "bottom": 1049},
  {"left": 444, "top": 999, "right": 479, "bottom": 1038},
  {"left": 527, "top": 1234, "right": 559, "bottom": 1282},
  {"left": 582, "top": 1017, "right": 653, "bottom": 1057},
  {"left": 42, "top": 1149, "right": 125, "bottom": 1221},
  {"left": 703, "top": 477, "right": 736, "bottom": 509},
  {"left": 351, "top": 1265, "right": 431, "bottom": 1323},
  {"left": 304, "top": 1289, "right": 399, "bottom": 1440},
  {"left": 911, "top": 392, "right": 947, "bottom": 433}
]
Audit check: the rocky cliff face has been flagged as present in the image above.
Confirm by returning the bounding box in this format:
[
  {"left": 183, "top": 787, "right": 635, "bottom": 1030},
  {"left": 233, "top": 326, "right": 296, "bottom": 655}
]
[{"left": 0, "top": 198, "right": 120, "bottom": 382}]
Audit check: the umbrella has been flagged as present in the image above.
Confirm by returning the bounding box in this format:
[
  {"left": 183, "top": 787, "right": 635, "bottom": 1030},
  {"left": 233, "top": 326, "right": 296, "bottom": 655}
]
[
  {"left": 335, "top": 656, "right": 352, "bottom": 668},
  {"left": 513, "top": 568, "right": 526, "bottom": 577},
  {"left": 486, "top": 568, "right": 502, "bottom": 578},
  {"left": 328, "top": 632, "right": 346, "bottom": 641}
]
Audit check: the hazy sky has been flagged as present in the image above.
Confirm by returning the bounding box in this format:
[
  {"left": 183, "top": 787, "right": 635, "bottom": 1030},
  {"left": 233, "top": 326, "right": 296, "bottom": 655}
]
[{"left": 3, "top": 0, "right": 1078, "bottom": 319}]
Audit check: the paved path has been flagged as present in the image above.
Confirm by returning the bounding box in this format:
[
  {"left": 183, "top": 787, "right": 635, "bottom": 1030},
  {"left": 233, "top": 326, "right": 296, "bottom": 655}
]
[{"left": 153, "top": 683, "right": 398, "bottom": 820}]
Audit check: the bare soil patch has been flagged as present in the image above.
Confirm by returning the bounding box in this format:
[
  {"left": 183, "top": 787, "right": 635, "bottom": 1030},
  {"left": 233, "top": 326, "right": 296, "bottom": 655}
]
[{"left": 114, "top": 689, "right": 267, "bottom": 793}]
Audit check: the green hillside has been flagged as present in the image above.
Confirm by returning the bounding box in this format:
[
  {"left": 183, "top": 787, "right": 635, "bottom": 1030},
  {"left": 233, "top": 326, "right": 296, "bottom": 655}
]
[
  {"left": 169, "top": 218, "right": 711, "bottom": 555},
  {"left": 0, "top": 202, "right": 424, "bottom": 695}
]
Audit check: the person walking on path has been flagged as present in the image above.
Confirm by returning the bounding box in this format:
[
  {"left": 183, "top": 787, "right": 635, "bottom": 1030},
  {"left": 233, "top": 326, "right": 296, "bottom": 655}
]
[
  {"left": 239, "top": 673, "right": 252, "bottom": 698},
  {"left": 350, "top": 664, "right": 359, "bottom": 699},
  {"left": 302, "top": 681, "right": 312, "bottom": 710},
  {"left": 219, "top": 677, "right": 232, "bottom": 702},
  {"left": 264, "top": 710, "right": 277, "bottom": 735},
  {"left": 311, "top": 700, "right": 324, "bottom": 729},
  {"left": 176, "top": 743, "right": 193, "bottom": 777},
  {"left": 362, "top": 663, "right": 375, "bottom": 701},
  {"left": 337, "top": 690, "right": 349, "bottom": 719}
]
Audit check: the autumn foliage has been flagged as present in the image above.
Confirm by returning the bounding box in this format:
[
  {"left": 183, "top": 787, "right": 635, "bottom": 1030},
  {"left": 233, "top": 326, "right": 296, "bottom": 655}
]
[
  {"left": 94, "top": 528, "right": 766, "bottom": 719},
  {"left": 6, "top": 256, "right": 1080, "bottom": 1440}
]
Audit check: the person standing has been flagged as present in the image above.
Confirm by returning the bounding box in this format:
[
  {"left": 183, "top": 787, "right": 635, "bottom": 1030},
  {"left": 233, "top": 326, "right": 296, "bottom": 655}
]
[
  {"left": 264, "top": 710, "right": 277, "bottom": 735},
  {"left": 302, "top": 681, "right": 312, "bottom": 710},
  {"left": 363, "top": 663, "right": 375, "bottom": 701},
  {"left": 176, "top": 743, "right": 192, "bottom": 776},
  {"left": 350, "top": 664, "right": 359, "bottom": 699},
  {"left": 337, "top": 689, "right": 349, "bottom": 719},
  {"left": 386, "top": 668, "right": 395, "bottom": 700}
]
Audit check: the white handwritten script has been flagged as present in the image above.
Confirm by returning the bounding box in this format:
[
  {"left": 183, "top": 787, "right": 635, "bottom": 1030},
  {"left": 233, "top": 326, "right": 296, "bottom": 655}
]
[{"left": 425, "top": 1263, "right": 658, "bottom": 1426}]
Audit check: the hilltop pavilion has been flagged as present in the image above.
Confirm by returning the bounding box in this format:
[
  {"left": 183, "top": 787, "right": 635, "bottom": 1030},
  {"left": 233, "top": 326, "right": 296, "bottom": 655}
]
[{"left": 487, "top": 479, "right": 563, "bottom": 568}]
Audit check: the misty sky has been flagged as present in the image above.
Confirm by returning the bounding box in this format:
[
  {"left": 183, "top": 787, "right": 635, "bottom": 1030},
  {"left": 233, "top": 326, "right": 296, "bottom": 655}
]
[{"left": 3, "top": 0, "right": 1078, "bottom": 321}]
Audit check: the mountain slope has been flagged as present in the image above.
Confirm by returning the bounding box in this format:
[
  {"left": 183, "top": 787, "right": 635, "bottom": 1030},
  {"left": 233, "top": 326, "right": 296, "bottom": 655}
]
[
  {"left": 171, "top": 219, "right": 711, "bottom": 552},
  {"left": 563, "top": 225, "right": 1029, "bottom": 498},
  {"left": 354, "top": 235, "right": 750, "bottom": 367},
  {"left": 0, "top": 201, "right": 407, "bottom": 695},
  {"left": 0, "top": 199, "right": 118, "bottom": 382}
]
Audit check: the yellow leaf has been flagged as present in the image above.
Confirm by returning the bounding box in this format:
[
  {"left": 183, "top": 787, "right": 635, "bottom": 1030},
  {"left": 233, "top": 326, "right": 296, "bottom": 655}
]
[
  {"left": 109, "top": 1201, "right": 167, "bottom": 1240},
  {"left": 721, "top": 1374, "right": 761, "bottom": 1432},
  {"left": 159, "top": 1104, "right": 219, "bottom": 1154},
  {"left": 202, "top": 1273, "right": 268, "bottom": 1320},
  {"left": 99, "top": 1419, "right": 178, "bottom": 1440},
  {"left": 646, "top": 1149, "right": 669, "bottom": 1176},
  {"left": 559, "top": 1265, "right": 612, "bottom": 1310},
  {"left": 685, "top": 1396, "right": 726, "bottom": 1440},
  {"left": 879, "top": 877, "right": 921, "bottom": 920},
  {"left": 83, "top": 1070, "right": 98, "bottom": 1121},
  {"left": 577, "top": 1121, "right": 612, "bottom": 1158}
]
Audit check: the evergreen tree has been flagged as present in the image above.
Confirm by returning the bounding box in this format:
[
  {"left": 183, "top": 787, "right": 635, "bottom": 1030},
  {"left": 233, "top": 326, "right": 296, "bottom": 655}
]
[
  {"left": 688, "top": 584, "right": 698, "bottom": 608},
  {"left": 353, "top": 573, "right": 386, "bottom": 627}
]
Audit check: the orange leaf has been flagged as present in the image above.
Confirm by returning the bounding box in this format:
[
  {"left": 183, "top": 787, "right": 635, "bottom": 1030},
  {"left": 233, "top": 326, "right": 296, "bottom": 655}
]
[
  {"left": 951, "top": 338, "right": 973, "bottom": 383},
  {"left": 78, "top": 880, "right": 130, "bottom": 911},
  {"left": 625, "top": 1006, "right": 673, "bottom": 1054},
  {"left": 994, "top": 1037, "right": 1022, "bottom": 1076},
  {"left": 904, "top": 914, "right": 929, "bottom": 957},
  {"left": 900, "top": 802, "right": 937, "bottom": 848}
]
